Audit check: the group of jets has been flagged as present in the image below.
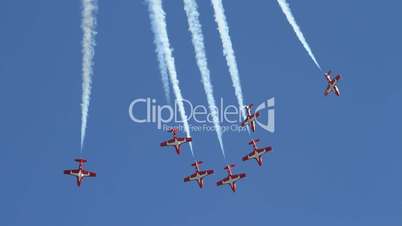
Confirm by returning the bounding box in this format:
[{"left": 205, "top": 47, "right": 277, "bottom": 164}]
[
  {"left": 63, "top": 71, "right": 341, "bottom": 189},
  {"left": 160, "top": 103, "right": 272, "bottom": 192}
]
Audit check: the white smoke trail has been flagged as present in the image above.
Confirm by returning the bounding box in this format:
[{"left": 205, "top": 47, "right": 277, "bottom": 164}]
[
  {"left": 211, "top": 0, "right": 248, "bottom": 124},
  {"left": 80, "top": 0, "right": 98, "bottom": 151},
  {"left": 276, "top": 0, "right": 321, "bottom": 70},
  {"left": 154, "top": 27, "right": 171, "bottom": 103},
  {"left": 147, "top": 0, "right": 194, "bottom": 155},
  {"left": 183, "top": 0, "right": 225, "bottom": 157}
]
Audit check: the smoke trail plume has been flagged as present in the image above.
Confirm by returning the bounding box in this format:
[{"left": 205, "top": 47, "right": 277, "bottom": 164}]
[
  {"left": 154, "top": 25, "right": 171, "bottom": 103},
  {"left": 147, "top": 0, "right": 194, "bottom": 155},
  {"left": 183, "top": 0, "right": 225, "bottom": 157},
  {"left": 80, "top": 0, "right": 98, "bottom": 151},
  {"left": 276, "top": 0, "right": 321, "bottom": 70},
  {"left": 211, "top": 0, "right": 247, "bottom": 121}
]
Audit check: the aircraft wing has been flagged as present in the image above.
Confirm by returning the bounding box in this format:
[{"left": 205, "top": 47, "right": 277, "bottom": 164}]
[
  {"left": 82, "top": 170, "right": 96, "bottom": 177},
  {"left": 259, "top": 146, "right": 272, "bottom": 153},
  {"left": 177, "top": 137, "right": 192, "bottom": 143},
  {"left": 64, "top": 169, "right": 79, "bottom": 175},
  {"left": 236, "top": 173, "right": 246, "bottom": 179},
  {"left": 184, "top": 172, "right": 197, "bottom": 182},
  {"left": 205, "top": 169, "right": 214, "bottom": 176},
  {"left": 160, "top": 140, "right": 168, "bottom": 147},
  {"left": 198, "top": 169, "right": 214, "bottom": 177},
  {"left": 184, "top": 175, "right": 192, "bottom": 182},
  {"left": 216, "top": 177, "right": 229, "bottom": 186},
  {"left": 324, "top": 85, "right": 331, "bottom": 96},
  {"left": 242, "top": 152, "right": 254, "bottom": 161},
  {"left": 334, "top": 86, "right": 340, "bottom": 96}
]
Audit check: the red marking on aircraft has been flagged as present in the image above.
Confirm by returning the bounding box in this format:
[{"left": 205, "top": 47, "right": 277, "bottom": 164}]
[
  {"left": 184, "top": 161, "right": 214, "bottom": 188},
  {"left": 242, "top": 139, "right": 272, "bottom": 166},
  {"left": 324, "top": 70, "right": 341, "bottom": 96},
  {"left": 240, "top": 104, "right": 260, "bottom": 132},
  {"left": 216, "top": 164, "right": 246, "bottom": 192},
  {"left": 64, "top": 159, "right": 96, "bottom": 187},
  {"left": 160, "top": 128, "right": 192, "bottom": 155}
]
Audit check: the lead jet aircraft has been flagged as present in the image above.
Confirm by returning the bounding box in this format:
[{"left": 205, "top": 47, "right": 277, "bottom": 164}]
[
  {"left": 64, "top": 159, "right": 96, "bottom": 187},
  {"left": 184, "top": 161, "right": 214, "bottom": 188},
  {"left": 160, "top": 128, "right": 192, "bottom": 155},
  {"left": 240, "top": 104, "right": 260, "bottom": 132},
  {"left": 216, "top": 164, "right": 246, "bottom": 192},
  {"left": 324, "top": 70, "right": 341, "bottom": 96},
  {"left": 242, "top": 139, "right": 272, "bottom": 166}
]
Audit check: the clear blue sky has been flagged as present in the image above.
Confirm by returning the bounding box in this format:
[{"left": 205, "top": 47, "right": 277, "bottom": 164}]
[{"left": 0, "top": 0, "right": 401, "bottom": 226}]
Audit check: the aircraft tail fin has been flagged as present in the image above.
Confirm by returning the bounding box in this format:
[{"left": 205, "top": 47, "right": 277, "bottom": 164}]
[
  {"left": 245, "top": 104, "right": 253, "bottom": 109},
  {"left": 191, "top": 161, "right": 203, "bottom": 167},
  {"left": 224, "top": 164, "right": 235, "bottom": 170},
  {"left": 248, "top": 138, "right": 260, "bottom": 145},
  {"left": 74, "top": 158, "right": 87, "bottom": 163}
]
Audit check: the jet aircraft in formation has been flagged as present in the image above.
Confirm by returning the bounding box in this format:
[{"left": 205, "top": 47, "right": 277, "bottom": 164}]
[
  {"left": 216, "top": 164, "right": 246, "bottom": 192},
  {"left": 324, "top": 70, "right": 341, "bottom": 96},
  {"left": 242, "top": 139, "right": 272, "bottom": 166},
  {"left": 160, "top": 128, "right": 192, "bottom": 155},
  {"left": 65, "top": 69, "right": 342, "bottom": 190},
  {"left": 158, "top": 109, "right": 273, "bottom": 192},
  {"left": 240, "top": 104, "right": 260, "bottom": 132},
  {"left": 184, "top": 161, "right": 214, "bottom": 188}
]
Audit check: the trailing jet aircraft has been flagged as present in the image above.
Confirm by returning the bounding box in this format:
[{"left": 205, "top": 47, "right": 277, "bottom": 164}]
[
  {"left": 64, "top": 159, "right": 96, "bottom": 187},
  {"left": 216, "top": 164, "right": 246, "bottom": 192},
  {"left": 184, "top": 161, "right": 214, "bottom": 188}
]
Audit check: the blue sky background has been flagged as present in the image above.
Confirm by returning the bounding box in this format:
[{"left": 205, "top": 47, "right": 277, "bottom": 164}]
[{"left": 0, "top": 0, "right": 401, "bottom": 225}]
